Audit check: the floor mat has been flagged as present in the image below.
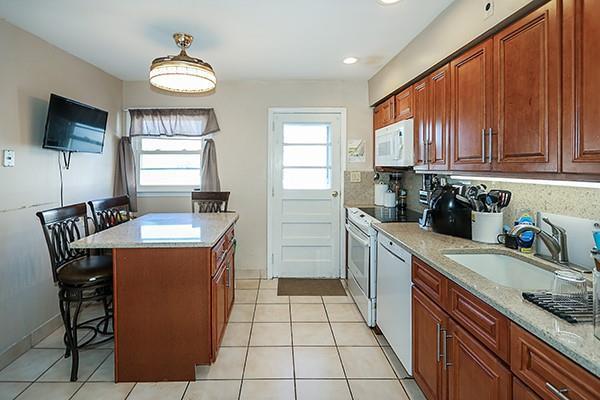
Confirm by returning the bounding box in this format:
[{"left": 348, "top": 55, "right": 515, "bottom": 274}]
[{"left": 277, "top": 278, "right": 346, "bottom": 296}]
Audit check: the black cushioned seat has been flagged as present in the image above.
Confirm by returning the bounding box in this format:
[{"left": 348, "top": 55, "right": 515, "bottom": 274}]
[{"left": 57, "top": 255, "right": 113, "bottom": 286}]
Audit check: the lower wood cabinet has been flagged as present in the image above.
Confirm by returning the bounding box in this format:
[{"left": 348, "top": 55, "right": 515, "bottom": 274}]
[
  {"left": 211, "top": 229, "right": 235, "bottom": 362},
  {"left": 513, "top": 377, "right": 543, "bottom": 400}
]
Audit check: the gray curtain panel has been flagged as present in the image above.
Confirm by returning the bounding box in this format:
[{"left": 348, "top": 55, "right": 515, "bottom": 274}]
[
  {"left": 199, "top": 139, "right": 221, "bottom": 191},
  {"left": 128, "top": 108, "right": 220, "bottom": 137},
  {"left": 114, "top": 136, "right": 138, "bottom": 212}
]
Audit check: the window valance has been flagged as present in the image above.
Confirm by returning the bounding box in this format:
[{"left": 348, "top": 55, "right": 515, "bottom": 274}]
[{"left": 128, "top": 108, "right": 220, "bottom": 137}]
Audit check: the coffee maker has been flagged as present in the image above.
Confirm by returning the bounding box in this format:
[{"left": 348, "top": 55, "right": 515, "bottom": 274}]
[{"left": 420, "top": 181, "right": 472, "bottom": 239}]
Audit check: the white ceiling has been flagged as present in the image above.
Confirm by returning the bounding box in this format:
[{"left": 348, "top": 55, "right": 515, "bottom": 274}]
[{"left": 0, "top": 0, "right": 453, "bottom": 81}]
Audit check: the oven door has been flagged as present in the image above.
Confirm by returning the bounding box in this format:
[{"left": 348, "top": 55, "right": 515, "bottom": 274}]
[{"left": 345, "top": 221, "right": 371, "bottom": 297}]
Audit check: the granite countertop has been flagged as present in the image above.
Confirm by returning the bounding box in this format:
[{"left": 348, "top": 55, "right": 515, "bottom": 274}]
[
  {"left": 70, "top": 212, "right": 239, "bottom": 249},
  {"left": 373, "top": 222, "right": 600, "bottom": 377}
]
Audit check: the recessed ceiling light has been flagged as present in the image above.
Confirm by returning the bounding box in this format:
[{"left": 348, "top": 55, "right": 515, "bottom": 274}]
[
  {"left": 378, "top": 0, "right": 401, "bottom": 5},
  {"left": 343, "top": 57, "right": 359, "bottom": 65}
]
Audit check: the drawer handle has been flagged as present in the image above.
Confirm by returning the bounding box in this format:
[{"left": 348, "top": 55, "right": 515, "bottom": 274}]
[
  {"left": 442, "top": 329, "right": 452, "bottom": 369},
  {"left": 436, "top": 323, "right": 441, "bottom": 362},
  {"left": 545, "top": 383, "right": 570, "bottom": 400}
]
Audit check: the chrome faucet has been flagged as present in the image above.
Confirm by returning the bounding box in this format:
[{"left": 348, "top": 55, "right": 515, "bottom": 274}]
[{"left": 510, "top": 217, "right": 568, "bottom": 265}]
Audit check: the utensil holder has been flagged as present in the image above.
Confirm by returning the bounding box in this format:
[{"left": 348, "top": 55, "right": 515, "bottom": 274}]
[{"left": 471, "top": 211, "right": 504, "bottom": 244}]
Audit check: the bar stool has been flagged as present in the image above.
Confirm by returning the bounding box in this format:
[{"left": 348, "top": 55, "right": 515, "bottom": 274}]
[
  {"left": 36, "top": 203, "right": 113, "bottom": 381},
  {"left": 88, "top": 195, "right": 133, "bottom": 232},
  {"left": 191, "top": 191, "right": 230, "bottom": 213}
]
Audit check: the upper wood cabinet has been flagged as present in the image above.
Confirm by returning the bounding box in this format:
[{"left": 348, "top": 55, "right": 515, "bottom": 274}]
[
  {"left": 395, "top": 86, "right": 414, "bottom": 121},
  {"left": 373, "top": 97, "right": 395, "bottom": 130},
  {"left": 429, "top": 64, "right": 451, "bottom": 171},
  {"left": 493, "top": 0, "right": 560, "bottom": 173},
  {"left": 450, "top": 39, "right": 494, "bottom": 171},
  {"left": 562, "top": 0, "right": 600, "bottom": 174},
  {"left": 414, "top": 78, "right": 430, "bottom": 170}
]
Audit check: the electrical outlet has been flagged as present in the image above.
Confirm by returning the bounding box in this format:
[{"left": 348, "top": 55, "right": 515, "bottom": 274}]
[
  {"left": 350, "top": 171, "right": 362, "bottom": 183},
  {"left": 3, "top": 150, "right": 15, "bottom": 167},
  {"left": 483, "top": 0, "right": 494, "bottom": 19}
]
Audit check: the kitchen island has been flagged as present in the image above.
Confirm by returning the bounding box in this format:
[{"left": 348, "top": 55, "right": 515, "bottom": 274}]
[{"left": 71, "top": 213, "right": 238, "bottom": 382}]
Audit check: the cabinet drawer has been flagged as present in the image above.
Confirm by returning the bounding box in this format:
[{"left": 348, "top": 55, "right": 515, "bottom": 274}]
[
  {"left": 513, "top": 377, "right": 542, "bottom": 400},
  {"left": 212, "top": 226, "right": 235, "bottom": 275},
  {"left": 411, "top": 257, "right": 448, "bottom": 307},
  {"left": 511, "top": 323, "right": 600, "bottom": 400},
  {"left": 447, "top": 281, "right": 510, "bottom": 362}
]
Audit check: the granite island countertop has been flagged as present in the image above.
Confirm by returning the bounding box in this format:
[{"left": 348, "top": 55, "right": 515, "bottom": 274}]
[
  {"left": 70, "top": 212, "right": 239, "bottom": 249},
  {"left": 373, "top": 222, "right": 600, "bottom": 377}
]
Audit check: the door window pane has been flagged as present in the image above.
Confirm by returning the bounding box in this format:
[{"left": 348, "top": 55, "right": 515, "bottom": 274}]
[
  {"left": 283, "top": 145, "right": 329, "bottom": 167},
  {"left": 283, "top": 124, "right": 329, "bottom": 144},
  {"left": 283, "top": 168, "right": 331, "bottom": 190},
  {"left": 140, "top": 154, "right": 201, "bottom": 169}
]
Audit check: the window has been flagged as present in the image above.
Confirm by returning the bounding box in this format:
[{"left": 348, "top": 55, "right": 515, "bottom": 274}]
[
  {"left": 135, "top": 137, "right": 203, "bottom": 192},
  {"left": 281, "top": 123, "right": 332, "bottom": 190}
]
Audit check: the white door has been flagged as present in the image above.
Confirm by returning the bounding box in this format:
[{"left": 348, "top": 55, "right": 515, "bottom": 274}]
[{"left": 270, "top": 111, "right": 342, "bottom": 278}]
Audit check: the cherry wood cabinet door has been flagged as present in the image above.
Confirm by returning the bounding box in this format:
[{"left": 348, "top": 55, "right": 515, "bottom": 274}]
[
  {"left": 225, "top": 248, "right": 235, "bottom": 317},
  {"left": 447, "top": 320, "right": 511, "bottom": 400},
  {"left": 493, "top": 0, "right": 560, "bottom": 173},
  {"left": 211, "top": 264, "right": 227, "bottom": 361},
  {"left": 513, "top": 378, "right": 542, "bottom": 400},
  {"left": 395, "top": 86, "right": 414, "bottom": 121},
  {"left": 373, "top": 104, "right": 384, "bottom": 131},
  {"left": 562, "top": 0, "right": 600, "bottom": 174},
  {"left": 429, "top": 64, "right": 451, "bottom": 171},
  {"left": 413, "top": 78, "right": 430, "bottom": 171},
  {"left": 450, "top": 39, "right": 493, "bottom": 171},
  {"left": 413, "top": 287, "right": 447, "bottom": 400}
]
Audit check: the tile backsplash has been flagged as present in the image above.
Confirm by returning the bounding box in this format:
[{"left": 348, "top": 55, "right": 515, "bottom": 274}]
[{"left": 343, "top": 171, "right": 375, "bottom": 206}]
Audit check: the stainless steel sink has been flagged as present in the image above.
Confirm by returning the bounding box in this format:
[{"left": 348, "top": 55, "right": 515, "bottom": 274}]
[{"left": 444, "top": 253, "right": 555, "bottom": 291}]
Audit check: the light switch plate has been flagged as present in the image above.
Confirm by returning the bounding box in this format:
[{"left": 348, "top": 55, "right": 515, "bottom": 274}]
[
  {"left": 3, "top": 150, "right": 15, "bottom": 167},
  {"left": 350, "top": 171, "right": 362, "bottom": 183},
  {"left": 482, "top": 0, "right": 494, "bottom": 19}
]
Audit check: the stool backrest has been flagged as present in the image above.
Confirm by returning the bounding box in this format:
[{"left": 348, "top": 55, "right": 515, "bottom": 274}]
[
  {"left": 192, "top": 191, "right": 230, "bottom": 213},
  {"left": 36, "top": 203, "right": 89, "bottom": 282},
  {"left": 88, "top": 195, "right": 132, "bottom": 232}
]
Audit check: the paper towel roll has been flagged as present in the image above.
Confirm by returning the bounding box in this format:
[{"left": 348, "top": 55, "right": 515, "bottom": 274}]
[{"left": 374, "top": 183, "right": 388, "bottom": 206}]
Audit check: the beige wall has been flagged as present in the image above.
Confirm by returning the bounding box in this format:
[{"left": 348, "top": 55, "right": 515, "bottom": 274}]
[
  {"left": 0, "top": 20, "right": 122, "bottom": 356},
  {"left": 123, "top": 80, "right": 372, "bottom": 272},
  {"left": 368, "top": 0, "right": 535, "bottom": 104}
]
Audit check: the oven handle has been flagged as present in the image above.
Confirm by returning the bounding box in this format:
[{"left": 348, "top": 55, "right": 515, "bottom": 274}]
[{"left": 345, "top": 224, "right": 370, "bottom": 247}]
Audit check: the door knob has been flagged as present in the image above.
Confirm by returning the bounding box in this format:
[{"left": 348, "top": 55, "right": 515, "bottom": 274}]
[{"left": 332, "top": 191, "right": 339, "bottom": 197}]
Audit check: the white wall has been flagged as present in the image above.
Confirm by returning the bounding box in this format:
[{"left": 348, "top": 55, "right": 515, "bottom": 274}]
[
  {"left": 368, "top": 0, "right": 535, "bottom": 104},
  {"left": 123, "top": 80, "right": 372, "bottom": 272},
  {"left": 0, "top": 20, "right": 122, "bottom": 356}
]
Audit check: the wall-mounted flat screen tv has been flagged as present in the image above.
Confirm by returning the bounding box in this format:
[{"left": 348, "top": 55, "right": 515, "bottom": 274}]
[{"left": 42, "top": 94, "right": 108, "bottom": 153}]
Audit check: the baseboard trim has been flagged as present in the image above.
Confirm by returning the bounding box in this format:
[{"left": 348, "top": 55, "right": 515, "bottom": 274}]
[{"left": 0, "top": 313, "right": 63, "bottom": 371}]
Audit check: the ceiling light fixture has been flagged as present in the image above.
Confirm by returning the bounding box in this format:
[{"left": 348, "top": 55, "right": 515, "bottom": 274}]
[
  {"left": 343, "top": 57, "right": 359, "bottom": 65},
  {"left": 149, "top": 33, "right": 216, "bottom": 94},
  {"left": 377, "top": 0, "right": 402, "bottom": 5}
]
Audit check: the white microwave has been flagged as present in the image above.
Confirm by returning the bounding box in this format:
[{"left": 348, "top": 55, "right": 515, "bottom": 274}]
[{"left": 375, "top": 119, "right": 414, "bottom": 168}]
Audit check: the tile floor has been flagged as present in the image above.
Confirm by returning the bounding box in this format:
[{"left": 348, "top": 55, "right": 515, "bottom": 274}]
[{"left": 0, "top": 279, "right": 426, "bottom": 400}]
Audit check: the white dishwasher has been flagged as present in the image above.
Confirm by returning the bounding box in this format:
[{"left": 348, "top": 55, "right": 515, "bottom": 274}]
[{"left": 376, "top": 232, "right": 413, "bottom": 375}]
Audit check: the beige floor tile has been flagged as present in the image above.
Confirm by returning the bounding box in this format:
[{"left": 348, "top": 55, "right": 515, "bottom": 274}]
[
  {"left": 15, "top": 382, "right": 81, "bottom": 400},
  {"left": 35, "top": 327, "right": 88, "bottom": 349},
  {"left": 250, "top": 323, "right": 291, "bottom": 346},
  {"left": 38, "top": 349, "right": 111, "bottom": 382},
  {"left": 349, "top": 380, "right": 409, "bottom": 400},
  {"left": 339, "top": 347, "right": 396, "bottom": 378},
  {"left": 253, "top": 304, "right": 290, "bottom": 322},
  {"left": 257, "top": 289, "right": 289, "bottom": 304},
  {"left": 330, "top": 323, "right": 378, "bottom": 346},
  {"left": 259, "top": 279, "right": 278, "bottom": 289},
  {"left": 292, "top": 323, "right": 335, "bottom": 346},
  {"left": 294, "top": 347, "right": 344, "bottom": 379},
  {"left": 0, "top": 349, "right": 63, "bottom": 381},
  {"left": 382, "top": 347, "right": 409, "bottom": 379},
  {"left": 0, "top": 382, "right": 29, "bottom": 400},
  {"left": 184, "top": 380, "right": 241, "bottom": 400},
  {"left": 196, "top": 347, "right": 246, "bottom": 380},
  {"left": 239, "top": 380, "right": 294, "bottom": 400},
  {"left": 235, "top": 290, "right": 258, "bottom": 304},
  {"left": 289, "top": 296, "right": 322, "bottom": 304},
  {"left": 88, "top": 353, "right": 113, "bottom": 382},
  {"left": 243, "top": 347, "right": 293, "bottom": 379},
  {"left": 296, "top": 380, "right": 352, "bottom": 400},
  {"left": 127, "top": 382, "right": 188, "bottom": 400},
  {"left": 221, "top": 323, "right": 252, "bottom": 347},
  {"left": 322, "top": 295, "right": 353, "bottom": 304},
  {"left": 401, "top": 379, "right": 427, "bottom": 400},
  {"left": 71, "top": 382, "right": 134, "bottom": 400},
  {"left": 291, "top": 304, "right": 327, "bottom": 322},
  {"left": 229, "top": 304, "right": 255, "bottom": 322},
  {"left": 325, "top": 303, "right": 363, "bottom": 322},
  {"left": 235, "top": 280, "right": 260, "bottom": 289}
]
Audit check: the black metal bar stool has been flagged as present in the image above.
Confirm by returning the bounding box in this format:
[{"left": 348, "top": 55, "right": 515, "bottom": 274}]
[
  {"left": 88, "top": 195, "right": 133, "bottom": 232},
  {"left": 191, "top": 191, "right": 230, "bottom": 213},
  {"left": 36, "top": 203, "right": 113, "bottom": 381}
]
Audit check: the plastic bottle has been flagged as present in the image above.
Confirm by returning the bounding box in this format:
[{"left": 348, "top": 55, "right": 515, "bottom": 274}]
[
  {"left": 593, "top": 222, "right": 600, "bottom": 249},
  {"left": 514, "top": 209, "right": 535, "bottom": 253}
]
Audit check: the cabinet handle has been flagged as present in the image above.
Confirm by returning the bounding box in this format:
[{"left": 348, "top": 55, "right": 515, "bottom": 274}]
[
  {"left": 545, "top": 383, "right": 570, "bottom": 400},
  {"left": 488, "top": 128, "right": 493, "bottom": 163},
  {"left": 481, "top": 129, "right": 486, "bottom": 163},
  {"left": 225, "top": 263, "right": 231, "bottom": 288},
  {"left": 436, "top": 323, "right": 441, "bottom": 362},
  {"left": 442, "top": 329, "right": 452, "bottom": 369}
]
